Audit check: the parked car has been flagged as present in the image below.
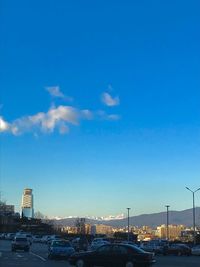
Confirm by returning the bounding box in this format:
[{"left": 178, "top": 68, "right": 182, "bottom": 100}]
[
  {"left": 69, "top": 243, "right": 156, "bottom": 267},
  {"left": 47, "top": 235, "right": 62, "bottom": 249},
  {"left": 25, "top": 234, "right": 33, "bottom": 245},
  {"left": 121, "top": 241, "right": 139, "bottom": 247},
  {"left": 191, "top": 245, "right": 200, "bottom": 256},
  {"left": 48, "top": 239, "right": 75, "bottom": 259},
  {"left": 71, "top": 237, "right": 89, "bottom": 252},
  {"left": 0, "top": 233, "right": 6, "bottom": 239},
  {"left": 90, "top": 238, "right": 110, "bottom": 251},
  {"left": 33, "top": 235, "right": 43, "bottom": 243},
  {"left": 163, "top": 244, "right": 191, "bottom": 256},
  {"left": 41, "top": 235, "right": 51, "bottom": 243},
  {"left": 140, "top": 242, "right": 163, "bottom": 255},
  {"left": 11, "top": 236, "right": 30, "bottom": 252},
  {"left": 15, "top": 233, "right": 33, "bottom": 245},
  {"left": 5, "top": 233, "right": 15, "bottom": 240}
]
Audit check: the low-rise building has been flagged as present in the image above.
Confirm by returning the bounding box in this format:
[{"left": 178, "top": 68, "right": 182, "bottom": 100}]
[{"left": 156, "top": 224, "right": 186, "bottom": 240}]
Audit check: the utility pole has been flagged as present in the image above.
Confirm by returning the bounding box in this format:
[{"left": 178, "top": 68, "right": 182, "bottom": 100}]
[
  {"left": 165, "top": 205, "right": 170, "bottom": 240},
  {"left": 127, "top": 208, "right": 131, "bottom": 241},
  {"left": 186, "top": 187, "right": 200, "bottom": 245}
]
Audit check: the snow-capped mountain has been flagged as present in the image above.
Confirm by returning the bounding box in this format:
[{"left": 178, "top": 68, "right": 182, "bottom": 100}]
[{"left": 49, "top": 214, "right": 126, "bottom": 221}]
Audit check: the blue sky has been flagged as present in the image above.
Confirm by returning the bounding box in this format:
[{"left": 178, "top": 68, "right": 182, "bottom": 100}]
[{"left": 0, "top": 0, "right": 200, "bottom": 218}]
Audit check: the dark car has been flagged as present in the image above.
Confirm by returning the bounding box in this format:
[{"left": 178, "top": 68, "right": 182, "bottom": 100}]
[
  {"left": 69, "top": 243, "right": 156, "bottom": 267},
  {"left": 163, "top": 244, "right": 191, "bottom": 256},
  {"left": 11, "top": 236, "right": 30, "bottom": 252}
]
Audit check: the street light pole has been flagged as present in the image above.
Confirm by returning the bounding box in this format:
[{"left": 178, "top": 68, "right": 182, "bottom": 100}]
[
  {"left": 186, "top": 187, "right": 200, "bottom": 245},
  {"left": 165, "top": 205, "right": 170, "bottom": 240},
  {"left": 127, "top": 208, "right": 131, "bottom": 241}
]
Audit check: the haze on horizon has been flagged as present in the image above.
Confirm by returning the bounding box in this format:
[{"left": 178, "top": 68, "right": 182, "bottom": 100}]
[{"left": 0, "top": 0, "right": 200, "bottom": 218}]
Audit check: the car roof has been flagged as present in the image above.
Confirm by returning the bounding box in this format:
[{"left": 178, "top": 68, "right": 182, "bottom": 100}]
[{"left": 52, "top": 239, "right": 69, "bottom": 242}]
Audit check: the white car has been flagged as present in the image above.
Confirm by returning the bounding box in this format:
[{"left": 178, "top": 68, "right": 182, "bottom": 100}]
[{"left": 192, "top": 245, "right": 200, "bottom": 256}]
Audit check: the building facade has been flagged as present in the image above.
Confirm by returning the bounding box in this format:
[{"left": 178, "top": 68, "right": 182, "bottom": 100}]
[
  {"left": 21, "top": 188, "right": 34, "bottom": 218},
  {"left": 156, "top": 224, "right": 185, "bottom": 240}
]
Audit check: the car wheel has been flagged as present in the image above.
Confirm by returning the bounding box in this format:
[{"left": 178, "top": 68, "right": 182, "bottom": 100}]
[
  {"left": 177, "top": 251, "right": 182, "bottom": 256},
  {"left": 125, "top": 261, "right": 134, "bottom": 267},
  {"left": 76, "top": 259, "right": 85, "bottom": 267}
]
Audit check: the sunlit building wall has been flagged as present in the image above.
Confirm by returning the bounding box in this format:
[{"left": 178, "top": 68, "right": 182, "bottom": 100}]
[
  {"left": 95, "top": 224, "right": 113, "bottom": 234},
  {"left": 21, "top": 188, "right": 34, "bottom": 218},
  {"left": 156, "top": 224, "right": 185, "bottom": 240}
]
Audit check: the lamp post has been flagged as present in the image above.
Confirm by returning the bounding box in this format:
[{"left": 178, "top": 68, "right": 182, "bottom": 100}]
[
  {"left": 127, "top": 208, "right": 131, "bottom": 241},
  {"left": 165, "top": 205, "right": 170, "bottom": 240},
  {"left": 186, "top": 187, "right": 200, "bottom": 245}
]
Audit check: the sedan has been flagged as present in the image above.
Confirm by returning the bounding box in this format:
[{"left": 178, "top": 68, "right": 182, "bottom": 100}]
[
  {"left": 191, "top": 245, "right": 200, "bottom": 256},
  {"left": 163, "top": 244, "right": 191, "bottom": 256},
  {"left": 11, "top": 236, "right": 30, "bottom": 252},
  {"left": 69, "top": 243, "right": 156, "bottom": 267},
  {"left": 48, "top": 239, "right": 75, "bottom": 259}
]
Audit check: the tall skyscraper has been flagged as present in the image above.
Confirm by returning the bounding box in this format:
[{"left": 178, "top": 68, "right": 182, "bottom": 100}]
[{"left": 21, "top": 188, "right": 34, "bottom": 218}]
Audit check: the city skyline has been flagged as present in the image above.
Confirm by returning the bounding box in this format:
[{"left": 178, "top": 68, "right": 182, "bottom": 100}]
[{"left": 0, "top": 1, "right": 200, "bottom": 217}]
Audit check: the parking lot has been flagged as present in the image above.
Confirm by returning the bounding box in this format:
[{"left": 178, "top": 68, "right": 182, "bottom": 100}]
[{"left": 0, "top": 240, "right": 199, "bottom": 267}]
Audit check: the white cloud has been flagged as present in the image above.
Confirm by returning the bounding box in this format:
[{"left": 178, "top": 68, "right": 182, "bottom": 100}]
[
  {"left": 0, "top": 116, "right": 10, "bottom": 132},
  {"left": 1, "top": 88, "right": 121, "bottom": 136},
  {"left": 46, "top": 86, "right": 73, "bottom": 102},
  {"left": 0, "top": 105, "right": 93, "bottom": 136},
  {"left": 101, "top": 92, "right": 120, "bottom": 106}
]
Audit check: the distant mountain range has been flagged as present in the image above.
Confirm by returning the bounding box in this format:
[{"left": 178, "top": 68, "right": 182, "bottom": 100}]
[
  {"left": 51, "top": 213, "right": 126, "bottom": 221},
  {"left": 52, "top": 208, "right": 200, "bottom": 228}
]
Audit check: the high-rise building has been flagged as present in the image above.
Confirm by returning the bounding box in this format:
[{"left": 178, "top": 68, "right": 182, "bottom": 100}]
[{"left": 21, "top": 188, "right": 34, "bottom": 218}]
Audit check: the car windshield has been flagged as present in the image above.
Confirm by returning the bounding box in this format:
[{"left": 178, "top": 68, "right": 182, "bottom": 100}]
[
  {"left": 52, "top": 241, "right": 71, "bottom": 247},
  {"left": 177, "top": 244, "right": 188, "bottom": 248},
  {"left": 16, "top": 238, "right": 27, "bottom": 242}
]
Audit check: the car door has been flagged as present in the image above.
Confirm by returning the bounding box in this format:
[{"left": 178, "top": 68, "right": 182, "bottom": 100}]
[
  {"left": 91, "top": 245, "right": 113, "bottom": 267},
  {"left": 111, "top": 245, "right": 130, "bottom": 267},
  {"left": 170, "top": 244, "right": 178, "bottom": 255}
]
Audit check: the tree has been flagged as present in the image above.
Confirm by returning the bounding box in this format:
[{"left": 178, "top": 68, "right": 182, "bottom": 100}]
[{"left": 34, "top": 211, "right": 45, "bottom": 219}]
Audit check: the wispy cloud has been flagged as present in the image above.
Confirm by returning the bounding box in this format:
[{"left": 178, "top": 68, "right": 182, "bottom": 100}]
[
  {"left": 46, "top": 86, "right": 64, "bottom": 98},
  {"left": 106, "top": 114, "right": 121, "bottom": 121},
  {"left": 46, "top": 86, "right": 73, "bottom": 102},
  {"left": 101, "top": 92, "right": 120, "bottom": 106},
  {"left": 97, "top": 111, "right": 121, "bottom": 121},
  {"left": 0, "top": 105, "right": 93, "bottom": 135}
]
